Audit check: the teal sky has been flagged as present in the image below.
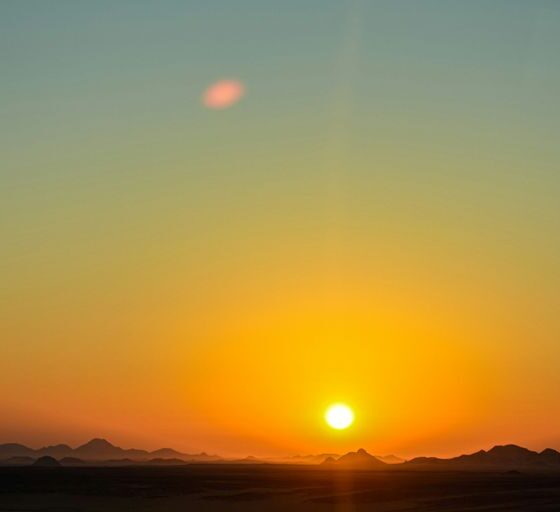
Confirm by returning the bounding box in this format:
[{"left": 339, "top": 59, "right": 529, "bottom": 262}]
[{"left": 1, "top": 1, "right": 560, "bottom": 455}]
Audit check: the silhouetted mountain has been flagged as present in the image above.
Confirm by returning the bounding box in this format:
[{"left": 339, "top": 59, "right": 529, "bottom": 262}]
[
  {"left": 38, "top": 444, "right": 74, "bottom": 458},
  {"left": 32, "top": 456, "right": 60, "bottom": 467},
  {"left": 540, "top": 448, "right": 560, "bottom": 465},
  {"left": 0, "top": 438, "right": 221, "bottom": 463},
  {"left": 2, "top": 439, "right": 559, "bottom": 469},
  {"left": 460, "top": 445, "right": 541, "bottom": 465},
  {"left": 150, "top": 448, "right": 185, "bottom": 458},
  {"left": 322, "top": 449, "right": 387, "bottom": 468},
  {"left": 375, "top": 454, "right": 405, "bottom": 464},
  {"left": 74, "top": 438, "right": 143, "bottom": 460},
  {"left": 407, "top": 444, "right": 560, "bottom": 468},
  {"left": 0, "top": 443, "right": 34, "bottom": 458}
]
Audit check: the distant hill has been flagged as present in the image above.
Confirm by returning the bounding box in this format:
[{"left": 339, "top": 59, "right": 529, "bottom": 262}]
[
  {"left": 322, "top": 449, "right": 387, "bottom": 468},
  {"left": 32, "top": 456, "right": 60, "bottom": 467},
  {"left": 375, "top": 454, "right": 405, "bottom": 464},
  {"left": 150, "top": 448, "right": 185, "bottom": 458},
  {"left": 540, "top": 448, "right": 560, "bottom": 465},
  {"left": 37, "top": 444, "right": 74, "bottom": 459},
  {"left": 407, "top": 445, "right": 560, "bottom": 468},
  {"left": 73, "top": 438, "right": 150, "bottom": 460},
  {"left": 0, "top": 443, "right": 33, "bottom": 458}
]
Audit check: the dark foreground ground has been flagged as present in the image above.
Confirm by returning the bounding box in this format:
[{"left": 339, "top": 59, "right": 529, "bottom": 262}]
[{"left": 1, "top": 465, "right": 560, "bottom": 512}]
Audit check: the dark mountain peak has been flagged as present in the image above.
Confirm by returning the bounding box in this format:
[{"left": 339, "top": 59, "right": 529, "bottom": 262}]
[
  {"left": 327, "top": 448, "right": 387, "bottom": 468},
  {"left": 451, "top": 444, "right": 540, "bottom": 466},
  {"left": 79, "top": 438, "right": 116, "bottom": 449},
  {"left": 341, "top": 448, "right": 376, "bottom": 459},
  {"left": 375, "top": 454, "right": 405, "bottom": 464},
  {"left": 38, "top": 443, "right": 74, "bottom": 457},
  {"left": 406, "top": 443, "right": 560, "bottom": 468},
  {"left": 0, "top": 443, "right": 29, "bottom": 449},
  {"left": 0, "top": 443, "right": 34, "bottom": 458},
  {"left": 488, "top": 444, "right": 531, "bottom": 454},
  {"left": 483, "top": 444, "right": 540, "bottom": 465},
  {"left": 32, "top": 456, "right": 61, "bottom": 467},
  {"left": 540, "top": 448, "right": 560, "bottom": 464},
  {"left": 74, "top": 438, "right": 124, "bottom": 460},
  {"left": 150, "top": 447, "right": 184, "bottom": 458}
]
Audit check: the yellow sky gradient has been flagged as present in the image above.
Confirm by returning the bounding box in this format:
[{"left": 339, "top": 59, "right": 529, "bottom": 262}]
[
  {"left": 2, "top": 1, "right": 560, "bottom": 458},
  {"left": 2, "top": 242, "right": 558, "bottom": 457}
]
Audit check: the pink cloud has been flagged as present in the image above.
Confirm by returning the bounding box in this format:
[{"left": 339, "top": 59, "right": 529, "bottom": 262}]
[{"left": 203, "top": 80, "right": 245, "bottom": 109}]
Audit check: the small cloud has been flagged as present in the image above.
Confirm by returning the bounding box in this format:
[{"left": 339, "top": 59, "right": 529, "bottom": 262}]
[{"left": 202, "top": 79, "right": 245, "bottom": 109}]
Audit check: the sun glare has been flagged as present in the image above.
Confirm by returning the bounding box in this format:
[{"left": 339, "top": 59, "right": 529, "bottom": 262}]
[{"left": 325, "top": 403, "right": 354, "bottom": 430}]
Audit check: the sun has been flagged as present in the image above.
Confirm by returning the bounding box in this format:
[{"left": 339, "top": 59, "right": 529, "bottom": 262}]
[{"left": 325, "top": 403, "right": 354, "bottom": 430}]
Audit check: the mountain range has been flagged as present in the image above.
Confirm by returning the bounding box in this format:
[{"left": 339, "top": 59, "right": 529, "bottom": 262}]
[
  {"left": 1, "top": 439, "right": 559, "bottom": 469},
  {"left": 0, "top": 438, "right": 219, "bottom": 463},
  {"left": 407, "top": 444, "right": 560, "bottom": 468},
  {"left": 0, "top": 439, "right": 402, "bottom": 466},
  {"left": 321, "top": 445, "right": 560, "bottom": 470}
]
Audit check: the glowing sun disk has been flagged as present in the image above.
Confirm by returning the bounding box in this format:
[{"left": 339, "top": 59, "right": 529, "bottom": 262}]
[{"left": 325, "top": 403, "right": 354, "bottom": 430}]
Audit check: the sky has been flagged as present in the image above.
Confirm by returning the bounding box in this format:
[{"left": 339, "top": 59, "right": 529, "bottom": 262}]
[{"left": 1, "top": 0, "right": 560, "bottom": 458}]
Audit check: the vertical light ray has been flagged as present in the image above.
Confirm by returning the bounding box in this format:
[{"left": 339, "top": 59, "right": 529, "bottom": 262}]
[{"left": 322, "top": 0, "right": 365, "bottom": 279}]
